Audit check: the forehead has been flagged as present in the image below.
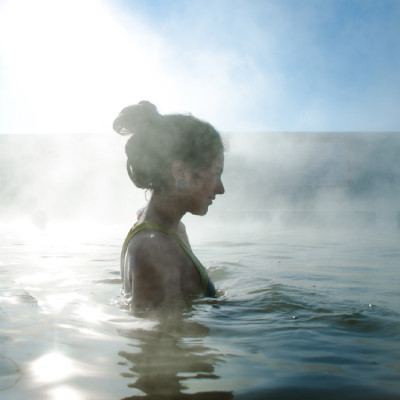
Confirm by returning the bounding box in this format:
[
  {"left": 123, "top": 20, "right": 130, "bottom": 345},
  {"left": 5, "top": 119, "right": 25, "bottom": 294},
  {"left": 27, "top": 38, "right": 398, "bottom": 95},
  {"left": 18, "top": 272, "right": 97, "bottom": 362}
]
[{"left": 210, "top": 153, "right": 224, "bottom": 170}]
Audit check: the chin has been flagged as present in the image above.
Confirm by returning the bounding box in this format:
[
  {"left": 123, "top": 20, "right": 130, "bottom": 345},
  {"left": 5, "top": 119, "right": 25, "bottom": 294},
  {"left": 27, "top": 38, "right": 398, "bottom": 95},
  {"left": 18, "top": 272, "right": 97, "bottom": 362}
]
[{"left": 190, "top": 206, "right": 209, "bottom": 216}]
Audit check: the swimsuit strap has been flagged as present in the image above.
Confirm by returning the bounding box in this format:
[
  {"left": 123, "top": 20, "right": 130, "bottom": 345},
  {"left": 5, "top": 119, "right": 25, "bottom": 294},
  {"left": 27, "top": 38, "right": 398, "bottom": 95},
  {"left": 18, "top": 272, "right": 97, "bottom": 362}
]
[{"left": 122, "top": 221, "right": 215, "bottom": 297}]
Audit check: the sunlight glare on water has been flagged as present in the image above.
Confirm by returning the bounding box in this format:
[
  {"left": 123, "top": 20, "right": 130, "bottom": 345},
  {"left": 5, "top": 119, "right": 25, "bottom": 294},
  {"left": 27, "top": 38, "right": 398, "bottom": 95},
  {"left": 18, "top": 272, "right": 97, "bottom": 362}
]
[
  {"left": 74, "top": 304, "right": 107, "bottom": 324},
  {"left": 47, "top": 386, "right": 84, "bottom": 400},
  {"left": 31, "top": 353, "right": 75, "bottom": 383},
  {"left": 42, "top": 293, "right": 87, "bottom": 314}
]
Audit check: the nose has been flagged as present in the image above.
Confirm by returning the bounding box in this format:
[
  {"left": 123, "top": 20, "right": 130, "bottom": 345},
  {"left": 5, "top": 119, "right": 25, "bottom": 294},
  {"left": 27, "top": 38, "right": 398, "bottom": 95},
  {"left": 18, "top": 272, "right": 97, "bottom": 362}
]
[{"left": 216, "top": 178, "right": 225, "bottom": 195}]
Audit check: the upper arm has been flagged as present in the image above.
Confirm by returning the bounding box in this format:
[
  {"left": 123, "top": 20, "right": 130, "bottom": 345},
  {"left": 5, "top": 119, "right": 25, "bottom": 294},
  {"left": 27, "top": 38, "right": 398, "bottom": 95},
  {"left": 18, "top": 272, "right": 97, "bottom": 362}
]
[{"left": 125, "top": 232, "right": 185, "bottom": 307}]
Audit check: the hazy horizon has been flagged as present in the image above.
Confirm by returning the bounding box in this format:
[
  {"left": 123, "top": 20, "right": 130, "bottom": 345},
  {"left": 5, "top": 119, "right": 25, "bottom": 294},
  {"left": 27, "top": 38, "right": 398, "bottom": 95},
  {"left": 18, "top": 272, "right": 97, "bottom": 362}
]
[{"left": 1, "top": 131, "right": 399, "bottom": 241}]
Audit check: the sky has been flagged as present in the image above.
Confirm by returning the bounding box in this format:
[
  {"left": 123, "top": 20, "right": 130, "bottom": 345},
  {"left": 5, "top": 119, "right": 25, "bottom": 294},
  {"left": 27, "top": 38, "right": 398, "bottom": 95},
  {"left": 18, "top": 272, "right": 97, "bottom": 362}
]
[{"left": 0, "top": 0, "right": 399, "bottom": 134}]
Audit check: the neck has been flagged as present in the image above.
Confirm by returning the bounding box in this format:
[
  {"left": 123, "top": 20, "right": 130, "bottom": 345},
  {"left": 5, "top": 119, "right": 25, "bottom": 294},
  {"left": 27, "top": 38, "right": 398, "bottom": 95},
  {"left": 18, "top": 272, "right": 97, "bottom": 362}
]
[{"left": 144, "top": 192, "right": 186, "bottom": 231}]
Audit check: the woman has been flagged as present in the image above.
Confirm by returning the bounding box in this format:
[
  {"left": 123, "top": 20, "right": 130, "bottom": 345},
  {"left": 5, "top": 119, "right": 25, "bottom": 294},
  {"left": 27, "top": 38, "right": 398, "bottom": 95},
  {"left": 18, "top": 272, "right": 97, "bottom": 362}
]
[{"left": 113, "top": 101, "right": 225, "bottom": 308}]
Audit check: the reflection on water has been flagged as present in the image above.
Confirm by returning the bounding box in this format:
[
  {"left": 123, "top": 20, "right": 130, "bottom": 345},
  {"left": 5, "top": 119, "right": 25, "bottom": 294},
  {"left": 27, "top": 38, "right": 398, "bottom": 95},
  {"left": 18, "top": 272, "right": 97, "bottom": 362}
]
[{"left": 118, "top": 308, "right": 233, "bottom": 399}]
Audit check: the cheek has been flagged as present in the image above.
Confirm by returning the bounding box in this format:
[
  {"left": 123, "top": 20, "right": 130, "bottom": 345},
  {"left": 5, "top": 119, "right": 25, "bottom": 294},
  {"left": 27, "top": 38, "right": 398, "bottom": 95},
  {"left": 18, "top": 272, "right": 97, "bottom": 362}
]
[
  {"left": 198, "top": 179, "right": 214, "bottom": 194},
  {"left": 191, "top": 176, "right": 210, "bottom": 191}
]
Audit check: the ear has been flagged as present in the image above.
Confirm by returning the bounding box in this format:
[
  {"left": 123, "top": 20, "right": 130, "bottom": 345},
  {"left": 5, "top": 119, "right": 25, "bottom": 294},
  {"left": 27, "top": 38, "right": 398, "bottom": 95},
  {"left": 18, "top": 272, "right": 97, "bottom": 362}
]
[{"left": 171, "top": 160, "right": 188, "bottom": 182}]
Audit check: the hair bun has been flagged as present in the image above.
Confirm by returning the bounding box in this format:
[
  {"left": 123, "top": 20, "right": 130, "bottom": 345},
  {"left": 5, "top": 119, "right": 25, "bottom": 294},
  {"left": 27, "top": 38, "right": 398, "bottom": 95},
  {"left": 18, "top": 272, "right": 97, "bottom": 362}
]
[{"left": 113, "top": 100, "right": 160, "bottom": 135}]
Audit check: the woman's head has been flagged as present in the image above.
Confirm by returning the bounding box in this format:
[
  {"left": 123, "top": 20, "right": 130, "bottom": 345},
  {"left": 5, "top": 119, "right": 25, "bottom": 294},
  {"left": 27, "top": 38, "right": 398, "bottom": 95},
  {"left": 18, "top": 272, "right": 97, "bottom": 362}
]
[{"left": 113, "top": 101, "right": 224, "bottom": 193}]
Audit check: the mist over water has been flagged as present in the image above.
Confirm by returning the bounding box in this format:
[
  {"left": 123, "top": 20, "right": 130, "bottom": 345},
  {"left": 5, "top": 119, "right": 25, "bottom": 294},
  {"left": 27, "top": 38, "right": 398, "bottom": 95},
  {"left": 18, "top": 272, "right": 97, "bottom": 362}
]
[
  {"left": 212, "top": 132, "right": 400, "bottom": 238},
  {"left": 1, "top": 132, "right": 399, "bottom": 240},
  {"left": 0, "top": 134, "right": 136, "bottom": 228}
]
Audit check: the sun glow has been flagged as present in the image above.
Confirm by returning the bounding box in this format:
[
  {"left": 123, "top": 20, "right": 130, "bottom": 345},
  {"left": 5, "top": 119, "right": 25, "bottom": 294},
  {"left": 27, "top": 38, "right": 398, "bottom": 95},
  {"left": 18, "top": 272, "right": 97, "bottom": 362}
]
[{"left": 0, "top": 0, "right": 177, "bottom": 134}]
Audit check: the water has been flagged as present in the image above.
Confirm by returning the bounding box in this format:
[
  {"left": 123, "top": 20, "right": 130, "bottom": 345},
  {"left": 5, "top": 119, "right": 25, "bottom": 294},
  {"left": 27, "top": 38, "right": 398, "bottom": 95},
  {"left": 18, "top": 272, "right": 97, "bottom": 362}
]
[{"left": 1, "top": 221, "right": 399, "bottom": 400}]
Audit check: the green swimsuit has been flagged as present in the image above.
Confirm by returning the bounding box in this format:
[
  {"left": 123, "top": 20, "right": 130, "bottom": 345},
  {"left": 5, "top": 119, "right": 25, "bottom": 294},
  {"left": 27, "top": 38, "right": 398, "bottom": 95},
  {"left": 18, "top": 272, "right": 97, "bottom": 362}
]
[{"left": 121, "top": 221, "right": 216, "bottom": 297}]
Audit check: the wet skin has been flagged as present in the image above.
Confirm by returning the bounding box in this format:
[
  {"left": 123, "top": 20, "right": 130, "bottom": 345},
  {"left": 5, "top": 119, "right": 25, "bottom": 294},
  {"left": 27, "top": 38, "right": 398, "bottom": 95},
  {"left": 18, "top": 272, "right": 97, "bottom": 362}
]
[{"left": 123, "top": 153, "right": 225, "bottom": 308}]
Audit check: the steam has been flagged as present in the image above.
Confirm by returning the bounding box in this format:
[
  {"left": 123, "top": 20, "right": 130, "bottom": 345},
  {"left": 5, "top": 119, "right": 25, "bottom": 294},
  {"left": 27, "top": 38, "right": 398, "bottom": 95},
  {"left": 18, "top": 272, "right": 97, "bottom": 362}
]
[
  {"left": 0, "top": 134, "right": 142, "bottom": 231},
  {"left": 1, "top": 132, "right": 399, "bottom": 243},
  {"left": 192, "top": 132, "right": 400, "bottom": 240}
]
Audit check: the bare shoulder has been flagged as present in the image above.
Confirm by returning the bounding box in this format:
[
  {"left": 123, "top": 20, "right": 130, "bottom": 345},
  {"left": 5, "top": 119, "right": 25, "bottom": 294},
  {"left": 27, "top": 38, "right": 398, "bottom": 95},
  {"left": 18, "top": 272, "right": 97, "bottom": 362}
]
[
  {"left": 125, "top": 230, "right": 191, "bottom": 307},
  {"left": 129, "top": 229, "right": 185, "bottom": 264}
]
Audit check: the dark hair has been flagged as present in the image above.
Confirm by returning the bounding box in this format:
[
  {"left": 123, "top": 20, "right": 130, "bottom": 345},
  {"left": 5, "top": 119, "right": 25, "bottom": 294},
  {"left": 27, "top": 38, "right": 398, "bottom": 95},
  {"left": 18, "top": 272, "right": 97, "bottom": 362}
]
[{"left": 113, "top": 101, "right": 224, "bottom": 192}]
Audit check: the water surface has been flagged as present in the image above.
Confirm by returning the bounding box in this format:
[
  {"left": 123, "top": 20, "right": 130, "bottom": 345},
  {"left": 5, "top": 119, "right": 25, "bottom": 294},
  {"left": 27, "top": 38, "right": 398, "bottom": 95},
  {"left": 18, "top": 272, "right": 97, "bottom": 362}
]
[{"left": 1, "top": 222, "right": 399, "bottom": 399}]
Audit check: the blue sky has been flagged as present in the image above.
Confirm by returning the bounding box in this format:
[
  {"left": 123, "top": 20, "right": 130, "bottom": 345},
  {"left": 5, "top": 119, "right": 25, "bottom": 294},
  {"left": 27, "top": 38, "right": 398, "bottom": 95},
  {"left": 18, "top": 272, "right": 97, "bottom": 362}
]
[{"left": 0, "top": 0, "right": 399, "bottom": 133}]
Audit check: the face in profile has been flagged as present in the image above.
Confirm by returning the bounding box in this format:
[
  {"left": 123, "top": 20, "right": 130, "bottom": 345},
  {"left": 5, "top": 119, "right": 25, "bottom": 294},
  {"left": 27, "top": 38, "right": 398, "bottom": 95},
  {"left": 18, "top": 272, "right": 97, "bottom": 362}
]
[{"left": 185, "top": 153, "right": 225, "bottom": 216}]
